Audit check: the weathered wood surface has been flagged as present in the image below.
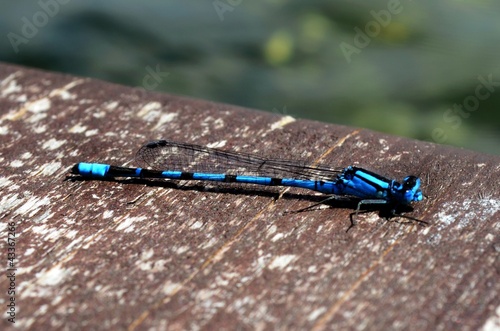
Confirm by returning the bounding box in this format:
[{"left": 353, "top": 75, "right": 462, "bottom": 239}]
[{"left": 0, "top": 63, "right": 499, "bottom": 331}]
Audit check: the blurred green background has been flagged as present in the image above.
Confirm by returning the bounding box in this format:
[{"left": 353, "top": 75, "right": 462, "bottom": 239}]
[{"left": 1, "top": 1, "right": 499, "bottom": 154}]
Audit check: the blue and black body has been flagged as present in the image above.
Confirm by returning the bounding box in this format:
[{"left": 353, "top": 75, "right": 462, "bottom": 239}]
[{"left": 71, "top": 140, "right": 426, "bottom": 229}]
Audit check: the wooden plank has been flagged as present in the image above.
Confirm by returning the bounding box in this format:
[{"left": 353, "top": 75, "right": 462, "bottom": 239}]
[{"left": 1, "top": 63, "right": 499, "bottom": 331}]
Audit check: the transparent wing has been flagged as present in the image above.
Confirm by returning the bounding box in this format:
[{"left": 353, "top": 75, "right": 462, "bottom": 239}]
[{"left": 135, "top": 140, "right": 341, "bottom": 181}]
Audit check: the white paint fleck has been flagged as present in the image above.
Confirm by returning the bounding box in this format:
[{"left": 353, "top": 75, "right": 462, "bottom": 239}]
[
  {"left": 378, "top": 139, "right": 390, "bottom": 153},
  {"left": 0, "top": 193, "right": 23, "bottom": 212},
  {"left": 93, "top": 110, "right": 106, "bottom": 118},
  {"left": 175, "top": 246, "right": 189, "bottom": 254},
  {"left": 44, "top": 227, "right": 66, "bottom": 241},
  {"left": 4, "top": 181, "right": 19, "bottom": 192},
  {"left": 31, "top": 224, "right": 49, "bottom": 235},
  {"left": 266, "top": 224, "right": 277, "bottom": 236},
  {"left": 1, "top": 78, "right": 22, "bottom": 96},
  {"left": 213, "top": 118, "right": 225, "bottom": 129},
  {"left": 481, "top": 305, "right": 500, "bottom": 331},
  {"left": 426, "top": 231, "right": 442, "bottom": 246},
  {"left": 233, "top": 296, "right": 257, "bottom": 313},
  {"left": 17, "top": 196, "right": 51, "bottom": 216},
  {"left": 10, "top": 160, "right": 24, "bottom": 168},
  {"left": 137, "top": 102, "right": 162, "bottom": 118},
  {"left": 150, "top": 259, "right": 167, "bottom": 272},
  {"left": 202, "top": 237, "right": 218, "bottom": 249},
  {"left": 270, "top": 115, "right": 295, "bottom": 130},
  {"left": 271, "top": 233, "right": 284, "bottom": 242},
  {"left": 50, "top": 89, "right": 71, "bottom": 100},
  {"left": 54, "top": 89, "right": 73, "bottom": 100},
  {"left": 103, "top": 210, "right": 114, "bottom": 219},
  {"left": 40, "top": 162, "right": 62, "bottom": 176},
  {"left": 480, "top": 198, "right": 500, "bottom": 213},
  {"left": 85, "top": 129, "right": 99, "bottom": 137},
  {"left": 0, "top": 126, "right": 8, "bottom": 135},
  {"left": 27, "top": 112, "right": 47, "bottom": 123},
  {"left": 389, "top": 154, "right": 402, "bottom": 162},
  {"left": 268, "top": 254, "right": 296, "bottom": 270},
  {"left": 137, "top": 249, "right": 155, "bottom": 270},
  {"left": 33, "top": 125, "right": 47, "bottom": 133},
  {"left": 190, "top": 220, "right": 204, "bottom": 229},
  {"left": 27, "top": 98, "right": 51, "bottom": 113},
  {"left": 256, "top": 254, "right": 269, "bottom": 270},
  {"left": 161, "top": 281, "right": 181, "bottom": 296},
  {"left": 308, "top": 307, "right": 327, "bottom": 321},
  {"left": 36, "top": 265, "right": 73, "bottom": 286},
  {"left": 207, "top": 140, "right": 227, "bottom": 149},
  {"left": 138, "top": 111, "right": 160, "bottom": 122},
  {"left": 42, "top": 138, "right": 65, "bottom": 150},
  {"left": 141, "top": 248, "right": 155, "bottom": 260},
  {"left": 16, "top": 94, "right": 27, "bottom": 103},
  {"left": 20, "top": 152, "right": 32, "bottom": 159},
  {"left": 354, "top": 140, "right": 369, "bottom": 149},
  {"left": 152, "top": 113, "right": 177, "bottom": 130},
  {"left": 63, "top": 236, "right": 84, "bottom": 253},
  {"left": 105, "top": 101, "right": 119, "bottom": 110},
  {"left": 69, "top": 124, "right": 87, "bottom": 133},
  {"left": 64, "top": 230, "right": 79, "bottom": 240},
  {"left": 116, "top": 216, "right": 146, "bottom": 232},
  {"left": 196, "top": 288, "right": 218, "bottom": 304},
  {"left": 49, "top": 79, "right": 84, "bottom": 100}
]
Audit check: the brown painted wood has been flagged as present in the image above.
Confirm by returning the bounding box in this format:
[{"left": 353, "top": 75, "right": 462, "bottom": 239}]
[{"left": 1, "top": 63, "right": 499, "bottom": 331}]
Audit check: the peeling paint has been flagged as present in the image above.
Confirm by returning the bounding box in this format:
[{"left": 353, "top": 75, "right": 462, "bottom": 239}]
[
  {"left": 115, "top": 216, "right": 147, "bottom": 232},
  {"left": 16, "top": 196, "right": 51, "bottom": 216},
  {"left": 69, "top": 124, "right": 87, "bottom": 133},
  {"left": 40, "top": 161, "right": 62, "bottom": 176},
  {"left": 26, "top": 97, "right": 51, "bottom": 113},
  {"left": 268, "top": 254, "right": 296, "bottom": 270},
  {"left": 436, "top": 197, "right": 500, "bottom": 230},
  {"left": 36, "top": 265, "right": 74, "bottom": 286},
  {"left": 1, "top": 64, "right": 498, "bottom": 331},
  {"left": 270, "top": 115, "right": 295, "bottom": 130}
]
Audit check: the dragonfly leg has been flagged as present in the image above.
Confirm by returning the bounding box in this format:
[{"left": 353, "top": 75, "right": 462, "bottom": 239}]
[
  {"left": 390, "top": 210, "right": 428, "bottom": 227},
  {"left": 347, "top": 199, "right": 388, "bottom": 232}
]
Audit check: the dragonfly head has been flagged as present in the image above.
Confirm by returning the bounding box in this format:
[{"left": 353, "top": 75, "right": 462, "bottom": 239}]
[{"left": 400, "top": 175, "right": 423, "bottom": 204}]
